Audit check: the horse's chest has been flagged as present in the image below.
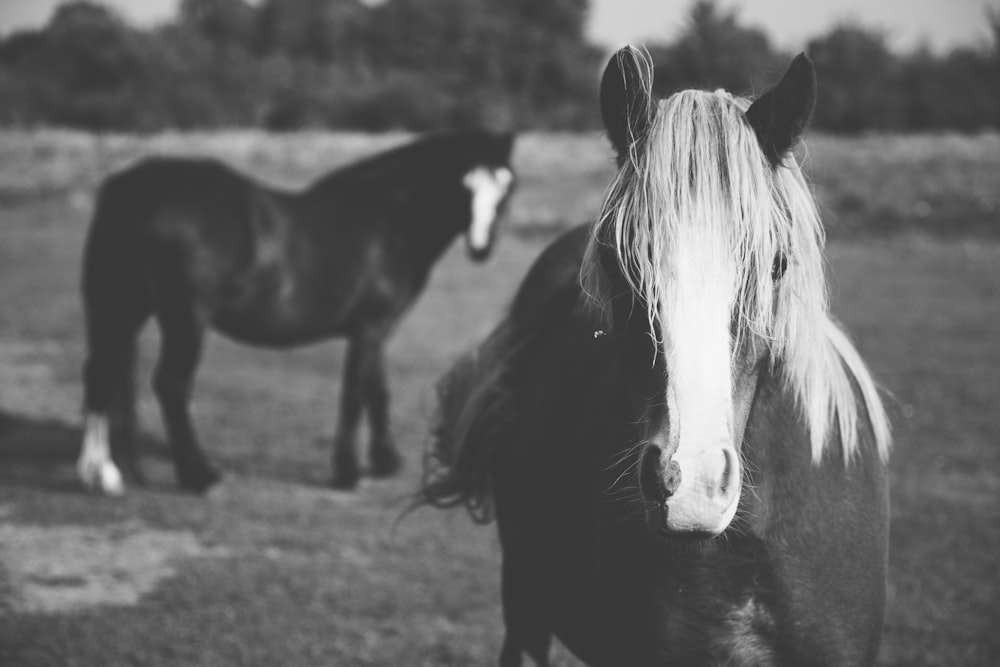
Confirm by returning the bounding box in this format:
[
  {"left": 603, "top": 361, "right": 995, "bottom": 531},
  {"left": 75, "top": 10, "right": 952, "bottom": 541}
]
[{"left": 659, "top": 595, "right": 779, "bottom": 666}]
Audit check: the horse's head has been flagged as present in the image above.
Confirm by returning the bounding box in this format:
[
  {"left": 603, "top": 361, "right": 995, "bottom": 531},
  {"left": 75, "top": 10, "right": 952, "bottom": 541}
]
[
  {"left": 588, "top": 48, "right": 821, "bottom": 538},
  {"left": 463, "top": 131, "right": 517, "bottom": 261}
]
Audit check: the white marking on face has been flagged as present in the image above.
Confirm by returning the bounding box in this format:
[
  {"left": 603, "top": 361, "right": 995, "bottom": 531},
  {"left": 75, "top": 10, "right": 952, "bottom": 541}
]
[
  {"left": 77, "top": 413, "right": 124, "bottom": 496},
  {"left": 463, "top": 167, "right": 513, "bottom": 252},
  {"left": 660, "top": 229, "right": 741, "bottom": 533}
]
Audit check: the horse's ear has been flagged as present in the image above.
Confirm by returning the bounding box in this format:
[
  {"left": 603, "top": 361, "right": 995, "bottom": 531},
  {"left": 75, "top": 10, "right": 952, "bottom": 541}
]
[
  {"left": 600, "top": 46, "right": 653, "bottom": 163},
  {"left": 745, "top": 53, "right": 816, "bottom": 166}
]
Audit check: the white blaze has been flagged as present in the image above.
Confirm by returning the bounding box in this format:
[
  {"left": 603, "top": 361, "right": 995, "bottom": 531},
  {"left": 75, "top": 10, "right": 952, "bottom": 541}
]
[
  {"left": 77, "top": 413, "right": 124, "bottom": 496},
  {"left": 660, "top": 230, "right": 741, "bottom": 534},
  {"left": 463, "top": 167, "right": 513, "bottom": 251}
]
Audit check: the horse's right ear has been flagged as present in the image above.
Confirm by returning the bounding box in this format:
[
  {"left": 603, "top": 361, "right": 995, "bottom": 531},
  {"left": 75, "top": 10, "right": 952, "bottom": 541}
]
[
  {"left": 600, "top": 47, "right": 653, "bottom": 163},
  {"left": 745, "top": 53, "right": 816, "bottom": 166}
]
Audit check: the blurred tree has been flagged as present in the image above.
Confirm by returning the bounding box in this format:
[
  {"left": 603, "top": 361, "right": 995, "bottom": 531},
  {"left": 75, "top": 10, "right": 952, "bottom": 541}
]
[
  {"left": 0, "top": 2, "right": 156, "bottom": 129},
  {"left": 179, "top": 0, "right": 256, "bottom": 51},
  {"left": 807, "top": 24, "right": 905, "bottom": 131},
  {"left": 492, "top": 0, "right": 602, "bottom": 127},
  {"left": 43, "top": 2, "right": 145, "bottom": 92},
  {"left": 0, "top": 0, "right": 995, "bottom": 132},
  {"left": 648, "top": 0, "right": 786, "bottom": 95},
  {"left": 256, "top": 0, "right": 372, "bottom": 65},
  {"left": 365, "top": 0, "right": 600, "bottom": 128}
]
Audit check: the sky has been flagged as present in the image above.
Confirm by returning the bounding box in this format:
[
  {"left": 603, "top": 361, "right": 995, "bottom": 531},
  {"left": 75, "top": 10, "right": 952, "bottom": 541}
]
[{"left": 0, "top": 0, "right": 994, "bottom": 53}]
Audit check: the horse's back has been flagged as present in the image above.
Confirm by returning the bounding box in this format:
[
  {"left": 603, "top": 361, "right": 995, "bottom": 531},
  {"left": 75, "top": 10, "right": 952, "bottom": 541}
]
[
  {"left": 86, "top": 157, "right": 357, "bottom": 344},
  {"left": 87, "top": 156, "right": 261, "bottom": 269},
  {"left": 82, "top": 158, "right": 255, "bottom": 319},
  {"left": 97, "top": 156, "right": 256, "bottom": 220}
]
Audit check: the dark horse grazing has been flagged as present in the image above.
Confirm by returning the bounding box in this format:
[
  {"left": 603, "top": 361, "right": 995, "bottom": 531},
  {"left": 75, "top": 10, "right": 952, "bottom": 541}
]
[
  {"left": 423, "top": 51, "right": 891, "bottom": 666},
  {"left": 78, "top": 129, "right": 516, "bottom": 495}
]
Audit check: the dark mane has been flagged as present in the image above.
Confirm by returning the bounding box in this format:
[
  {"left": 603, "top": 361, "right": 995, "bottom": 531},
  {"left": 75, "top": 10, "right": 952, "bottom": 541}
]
[{"left": 421, "top": 226, "right": 592, "bottom": 521}]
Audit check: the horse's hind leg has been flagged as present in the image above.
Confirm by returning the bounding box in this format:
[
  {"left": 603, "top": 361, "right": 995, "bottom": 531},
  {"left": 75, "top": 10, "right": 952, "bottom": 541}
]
[
  {"left": 153, "top": 297, "right": 221, "bottom": 492},
  {"left": 80, "top": 304, "right": 148, "bottom": 494},
  {"left": 331, "top": 334, "right": 366, "bottom": 488}
]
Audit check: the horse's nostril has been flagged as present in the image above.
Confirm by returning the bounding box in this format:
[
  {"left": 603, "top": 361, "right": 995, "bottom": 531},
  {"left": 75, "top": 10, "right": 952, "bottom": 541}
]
[
  {"left": 640, "top": 445, "right": 680, "bottom": 502},
  {"left": 719, "top": 448, "right": 734, "bottom": 496}
]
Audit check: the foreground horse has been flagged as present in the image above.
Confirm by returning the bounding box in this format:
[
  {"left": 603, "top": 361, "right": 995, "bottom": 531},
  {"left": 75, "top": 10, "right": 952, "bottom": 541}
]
[
  {"left": 424, "top": 51, "right": 891, "bottom": 666},
  {"left": 78, "top": 129, "right": 516, "bottom": 495}
]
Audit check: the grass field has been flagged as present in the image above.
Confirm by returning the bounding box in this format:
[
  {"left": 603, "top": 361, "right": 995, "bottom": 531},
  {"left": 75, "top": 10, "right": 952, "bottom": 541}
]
[{"left": 0, "top": 131, "right": 998, "bottom": 666}]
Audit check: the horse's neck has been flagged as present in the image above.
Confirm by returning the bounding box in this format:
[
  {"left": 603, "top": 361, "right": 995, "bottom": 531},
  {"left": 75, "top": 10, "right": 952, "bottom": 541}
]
[
  {"left": 385, "top": 177, "right": 468, "bottom": 267},
  {"left": 738, "top": 369, "right": 843, "bottom": 535},
  {"left": 302, "top": 155, "right": 470, "bottom": 272}
]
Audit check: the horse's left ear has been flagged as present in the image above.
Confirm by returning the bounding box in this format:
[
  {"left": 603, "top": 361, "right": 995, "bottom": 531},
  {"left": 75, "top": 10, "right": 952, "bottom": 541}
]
[
  {"left": 600, "top": 46, "right": 654, "bottom": 164},
  {"left": 745, "top": 53, "right": 816, "bottom": 166}
]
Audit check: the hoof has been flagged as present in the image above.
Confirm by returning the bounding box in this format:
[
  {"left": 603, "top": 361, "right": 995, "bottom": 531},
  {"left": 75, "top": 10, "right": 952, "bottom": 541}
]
[
  {"left": 369, "top": 446, "right": 403, "bottom": 478},
  {"left": 177, "top": 463, "right": 223, "bottom": 494},
  {"left": 331, "top": 456, "right": 361, "bottom": 490},
  {"left": 78, "top": 414, "right": 125, "bottom": 496},
  {"left": 79, "top": 458, "right": 125, "bottom": 496}
]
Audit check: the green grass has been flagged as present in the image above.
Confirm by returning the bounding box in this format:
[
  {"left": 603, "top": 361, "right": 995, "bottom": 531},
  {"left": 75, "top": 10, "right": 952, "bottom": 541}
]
[{"left": 0, "top": 131, "right": 997, "bottom": 666}]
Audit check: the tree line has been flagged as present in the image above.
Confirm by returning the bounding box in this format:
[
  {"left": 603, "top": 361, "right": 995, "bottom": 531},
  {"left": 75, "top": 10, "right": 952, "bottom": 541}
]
[{"left": 0, "top": 0, "right": 996, "bottom": 133}]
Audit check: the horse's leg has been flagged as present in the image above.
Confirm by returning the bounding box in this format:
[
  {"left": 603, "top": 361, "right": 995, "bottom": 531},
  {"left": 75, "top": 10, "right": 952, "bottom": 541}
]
[
  {"left": 153, "top": 298, "right": 221, "bottom": 492},
  {"left": 109, "top": 335, "right": 143, "bottom": 484},
  {"left": 362, "top": 335, "right": 402, "bottom": 478},
  {"left": 499, "top": 559, "right": 552, "bottom": 667},
  {"left": 331, "top": 334, "right": 365, "bottom": 489},
  {"left": 80, "top": 312, "right": 148, "bottom": 494}
]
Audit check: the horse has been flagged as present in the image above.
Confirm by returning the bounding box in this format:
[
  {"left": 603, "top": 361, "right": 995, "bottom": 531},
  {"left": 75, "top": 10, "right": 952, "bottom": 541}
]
[
  {"left": 77, "top": 129, "right": 516, "bottom": 495},
  {"left": 422, "top": 50, "right": 892, "bottom": 666}
]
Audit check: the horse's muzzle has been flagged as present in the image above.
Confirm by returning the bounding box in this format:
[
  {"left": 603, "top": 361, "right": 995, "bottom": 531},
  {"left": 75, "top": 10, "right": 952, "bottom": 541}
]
[{"left": 639, "top": 442, "right": 741, "bottom": 537}]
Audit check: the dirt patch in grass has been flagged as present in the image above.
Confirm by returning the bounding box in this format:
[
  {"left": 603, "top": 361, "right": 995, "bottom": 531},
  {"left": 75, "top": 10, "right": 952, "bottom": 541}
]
[{"left": 0, "top": 519, "right": 229, "bottom": 614}]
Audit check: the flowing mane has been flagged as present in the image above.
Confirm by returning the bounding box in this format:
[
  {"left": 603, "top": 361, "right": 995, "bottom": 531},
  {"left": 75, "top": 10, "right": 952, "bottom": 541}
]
[{"left": 582, "top": 50, "right": 890, "bottom": 464}]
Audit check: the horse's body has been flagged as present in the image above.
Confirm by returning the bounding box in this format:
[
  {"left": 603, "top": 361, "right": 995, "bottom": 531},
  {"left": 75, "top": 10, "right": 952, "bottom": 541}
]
[
  {"left": 424, "top": 52, "right": 890, "bottom": 666},
  {"left": 78, "top": 129, "right": 515, "bottom": 494}
]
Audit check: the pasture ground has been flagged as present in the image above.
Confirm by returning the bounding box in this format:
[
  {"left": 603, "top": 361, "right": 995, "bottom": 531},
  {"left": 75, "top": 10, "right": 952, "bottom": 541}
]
[{"left": 0, "top": 131, "right": 997, "bottom": 666}]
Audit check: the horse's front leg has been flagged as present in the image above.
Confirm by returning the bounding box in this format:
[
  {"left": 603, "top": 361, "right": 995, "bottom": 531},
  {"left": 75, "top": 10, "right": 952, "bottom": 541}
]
[
  {"left": 362, "top": 335, "right": 401, "bottom": 478},
  {"left": 331, "top": 327, "right": 401, "bottom": 488},
  {"left": 331, "top": 334, "right": 366, "bottom": 489}
]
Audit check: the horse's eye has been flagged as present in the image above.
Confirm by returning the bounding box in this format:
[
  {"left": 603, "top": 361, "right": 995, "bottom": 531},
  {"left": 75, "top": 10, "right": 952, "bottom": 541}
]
[{"left": 771, "top": 253, "right": 788, "bottom": 280}]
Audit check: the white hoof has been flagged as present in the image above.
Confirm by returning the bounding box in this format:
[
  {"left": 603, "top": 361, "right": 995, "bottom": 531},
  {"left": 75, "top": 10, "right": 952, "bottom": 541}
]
[
  {"left": 78, "top": 458, "right": 125, "bottom": 496},
  {"left": 78, "top": 413, "right": 126, "bottom": 496}
]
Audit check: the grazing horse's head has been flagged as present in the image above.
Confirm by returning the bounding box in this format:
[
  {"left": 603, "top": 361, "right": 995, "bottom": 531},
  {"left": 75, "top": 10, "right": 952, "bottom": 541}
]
[
  {"left": 585, "top": 48, "right": 890, "bottom": 538},
  {"left": 463, "top": 131, "right": 517, "bottom": 261}
]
